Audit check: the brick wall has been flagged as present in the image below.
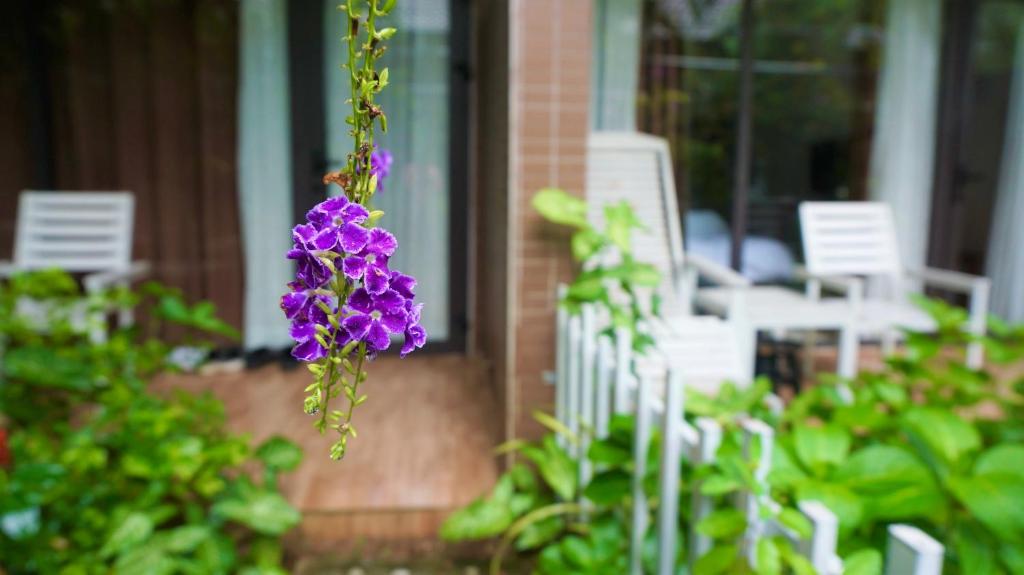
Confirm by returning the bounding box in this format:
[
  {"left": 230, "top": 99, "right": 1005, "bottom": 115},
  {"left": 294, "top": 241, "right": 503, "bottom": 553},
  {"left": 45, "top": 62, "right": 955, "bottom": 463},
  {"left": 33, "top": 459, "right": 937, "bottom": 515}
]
[{"left": 508, "top": 0, "right": 592, "bottom": 440}]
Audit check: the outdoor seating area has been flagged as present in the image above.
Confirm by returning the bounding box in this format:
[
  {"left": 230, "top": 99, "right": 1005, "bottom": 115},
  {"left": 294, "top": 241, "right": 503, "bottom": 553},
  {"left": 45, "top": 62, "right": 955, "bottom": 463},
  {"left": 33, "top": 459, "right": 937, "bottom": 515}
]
[{"left": 2, "top": 0, "right": 1024, "bottom": 573}]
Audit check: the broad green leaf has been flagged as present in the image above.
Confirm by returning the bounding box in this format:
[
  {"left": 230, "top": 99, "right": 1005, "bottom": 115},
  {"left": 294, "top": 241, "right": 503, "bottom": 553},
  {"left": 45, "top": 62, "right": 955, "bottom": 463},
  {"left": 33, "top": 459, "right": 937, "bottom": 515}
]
[
  {"left": 566, "top": 274, "right": 606, "bottom": 302},
  {"left": 1000, "top": 544, "right": 1024, "bottom": 574},
  {"left": 833, "top": 445, "right": 943, "bottom": 521},
  {"left": 521, "top": 436, "right": 577, "bottom": 501},
  {"left": 532, "top": 188, "right": 589, "bottom": 229},
  {"left": 955, "top": 521, "right": 999, "bottom": 575},
  {"left": 777, "top": 508, "right": 812, "bottom": 540},
  {"left": 605, "top": 261, "right": 661, "bottom": 288},
  {"left": 161, "top": 525, "right": 210, "bottom": 553},
  {"left": 796, "top": 481, "right": 864, "bottom": 532},
  {"left": 694, "top": 544, "right": 738, "bottom": 575},
  {"left": 538, "top": 544, "right": 572, "bottom": 574},
  {"left": 515, "top": 516, "right": 564, "bottom": 551},
  {"left": 974, "top": 444, "right": 1024, "bottom": 479},
  {"left": 755, "top": 538, "right": 782, "bottom": 575},
  {"left": 255, "top": 437, "right": 303, "bottom": 472},
  {"left": 696, "top": 509, "right": 746, "bottom": 539},
  {"left": 604, "top": 201, "right": 643, "bottom": 253},
  {"left": 902, "top": 407, "right": 981, "bottom": 467},
  {"left": 949, "top": 472, "right": 1024, "bottom": 542},
  {"left": 584, "top": 469, "right": 631, "bottom": 505},
  {"left": 842, "top": 549, "right": 882, "bottom": 575},
  {"left": 561, "top": 535, "right": 594, "bottom": 568},
  {"left": 587, "top": 439, "right": 631, "bottom": 466},
  {"left": 571, "top": 228, "right": 605, "bottom": 262},
  {"left": 701, "top": 474, "right": 742, "bottom": 496},
  {"left": 439, "top": 496, "right": 512, "bottom": 540},
  {"left": 100, "top": 512, "right": 154, "bottom": 559},
  {"left": 768, "top": 445, "right": 808, "bottom": 489},
  {"left": 793, "top": 424, "right": 850, "bottom": 476},
  {"left": 212, "top": 490, "right": 300, "bottom": 536}
]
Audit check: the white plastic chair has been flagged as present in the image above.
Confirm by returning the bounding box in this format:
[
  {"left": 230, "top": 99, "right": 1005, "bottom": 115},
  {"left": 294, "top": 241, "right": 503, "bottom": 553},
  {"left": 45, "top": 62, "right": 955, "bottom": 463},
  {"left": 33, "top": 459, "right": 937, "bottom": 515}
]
[
  {"left": 799, "top": 201, "right": 990, "bottom": 368},
  {"left": 0, "top": 191, "right": 151, "bottom": 342},
  {"left": 586, "top": 132, "right": 861, "bottom": 380}
]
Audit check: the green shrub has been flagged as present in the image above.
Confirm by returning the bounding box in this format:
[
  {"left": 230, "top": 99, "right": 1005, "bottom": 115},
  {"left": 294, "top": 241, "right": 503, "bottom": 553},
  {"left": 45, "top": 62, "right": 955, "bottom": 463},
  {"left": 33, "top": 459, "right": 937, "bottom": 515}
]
[{"left": 0, "top": 270, "right": 302, "bottom": 574}]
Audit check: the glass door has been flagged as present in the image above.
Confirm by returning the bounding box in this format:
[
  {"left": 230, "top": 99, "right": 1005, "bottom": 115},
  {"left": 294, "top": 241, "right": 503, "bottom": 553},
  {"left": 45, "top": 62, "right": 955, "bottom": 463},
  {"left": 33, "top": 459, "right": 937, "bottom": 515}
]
[{"left": 321, "top": 0, "right": 466, "bottom": 346}]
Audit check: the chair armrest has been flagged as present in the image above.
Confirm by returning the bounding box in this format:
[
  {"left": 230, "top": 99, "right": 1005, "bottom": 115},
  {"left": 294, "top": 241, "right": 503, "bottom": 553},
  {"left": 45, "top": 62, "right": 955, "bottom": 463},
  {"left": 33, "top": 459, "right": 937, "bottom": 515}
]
[
  {"left": 685, "top": 253, "right": 751, "bottom": 287},
  {"left": 83, "top": 261, "right": 152, "bottom": 294},
  {"left": 793, "top": 265, "right": 862, "bottom": 295},
  {"left": 0, "top": 261, "right": 15, "bottom": 278},
  {"left": 907, "top": 266, "right": 990, "bottom": 294}
]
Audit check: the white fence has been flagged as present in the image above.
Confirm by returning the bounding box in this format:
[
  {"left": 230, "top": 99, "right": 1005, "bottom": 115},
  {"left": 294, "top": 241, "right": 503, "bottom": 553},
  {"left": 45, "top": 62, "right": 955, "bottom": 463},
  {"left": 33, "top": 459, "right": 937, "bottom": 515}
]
[{"left": 555, "top": 299, "right": 946, "bottom": 575}]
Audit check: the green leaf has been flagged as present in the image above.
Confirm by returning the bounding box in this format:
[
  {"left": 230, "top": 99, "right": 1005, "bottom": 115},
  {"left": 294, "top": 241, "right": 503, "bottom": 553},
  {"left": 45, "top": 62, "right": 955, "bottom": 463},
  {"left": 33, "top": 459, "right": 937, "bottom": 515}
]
[
  {"left": 701, "top": 474, "right": 743, "bottom": 496},
  {"left": 768, "top": 445, "right": 808, "bottom": 490},
  {"left": 755, "top": 538, "right": 782, "bottom": 575},
  {"left": 793, "top": 424, "right": 850, "bottom": 476},
  {"left": 566, "top": 274, "right": 607, "bottom": 302},
  {"left": 571, "top": 228, "right": 605, "bottom": 262},
  {"left": 583, "top": 469, "right": 631, "bottom": 505},
  {"left": 255, "top": 437, "right": 303, "bottom": 472},
  {"left": 832, "top": 445, "right": 943, "bottom": 521},
  {"left": 100, "top": 512, "right": 154, "bottom": 559},
  {"left": 777, "top": 508, "right": 812, "bottom": 540},
  {"left": 696, "top": 509, "right": 746, "bottom": 539},
  {"left": 974, "top": 444, "right": 1024, "bottom": 479},
  {"left": 515, "top": 516, "right": 564, "bottom": 550},
  {"left": 842, "top": 549, "right": 882, "bottom": 575},
  {"left": 604, "top": 201, "right": 643, "bottom": 253},
  {"left": 561, "top": 535, "right": 594, "bottom": 568},
  {"left": 954, "top": 521, "right": 999, "bottom": 575},
  {"left": 212, "top": 490, "right": 301, "bottom": 536},
  {"left": 587, "top": 439, "right": 631, "bottom": 466},
  {"left": 694, "top": 544, "right": 738, "bottom": 575},
  {"left": 439, "top": 495, "right": 512, "bottom": 541},
  {"left": 522, "top": 436, "right": 577, "bottom": 501},
  {"left": 532, "top": 187, "right": 589, "bottom": 228},
  {"left": 902, "top": 407, "right": 981, "bottom": 467},
  {"left": 161, "top": 525, "right": 211, "bottom": 553},
  {"left": 1000, "top": 544, "right": 1024, "bottom": 574},
  {"left": 949, "top": 472, "right": 1024, "bottom": 542},
  {"left": 796, "top": 481, "right": 864, "bottom": 533}
]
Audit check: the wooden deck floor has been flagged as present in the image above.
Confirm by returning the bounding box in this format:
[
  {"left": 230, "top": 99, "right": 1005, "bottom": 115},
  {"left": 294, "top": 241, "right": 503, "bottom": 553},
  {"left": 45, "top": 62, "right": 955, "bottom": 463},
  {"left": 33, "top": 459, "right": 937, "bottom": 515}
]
[{"left": 155, "top": 354, "right": 501, "bottom": 546}]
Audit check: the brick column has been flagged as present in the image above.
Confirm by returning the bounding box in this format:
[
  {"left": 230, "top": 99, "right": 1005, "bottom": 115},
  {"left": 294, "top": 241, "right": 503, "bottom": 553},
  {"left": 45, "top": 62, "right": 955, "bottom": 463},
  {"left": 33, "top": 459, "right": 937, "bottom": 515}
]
[{"left": 508, "top": 0, "right": 592, "bottom": 440}]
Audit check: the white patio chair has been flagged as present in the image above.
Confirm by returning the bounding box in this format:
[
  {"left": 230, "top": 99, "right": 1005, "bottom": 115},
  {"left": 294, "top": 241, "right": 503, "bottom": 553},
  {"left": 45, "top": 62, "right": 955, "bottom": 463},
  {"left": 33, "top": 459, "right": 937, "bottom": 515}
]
[
  {"left": 799, "top": 201, "right": 990, "bottom": 368},
  {"left": 586, "top": 132, "right": 861, "bottom": 380},
  {"left": 0, "top": 191, "right": 151, "bottom": 343}
]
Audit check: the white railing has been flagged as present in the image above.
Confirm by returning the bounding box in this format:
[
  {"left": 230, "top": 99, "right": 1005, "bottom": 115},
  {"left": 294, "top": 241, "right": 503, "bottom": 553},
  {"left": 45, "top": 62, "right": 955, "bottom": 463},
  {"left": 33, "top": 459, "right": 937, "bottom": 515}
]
[{"left": 554, "top": 296, "right": 946, "bottom": 575}]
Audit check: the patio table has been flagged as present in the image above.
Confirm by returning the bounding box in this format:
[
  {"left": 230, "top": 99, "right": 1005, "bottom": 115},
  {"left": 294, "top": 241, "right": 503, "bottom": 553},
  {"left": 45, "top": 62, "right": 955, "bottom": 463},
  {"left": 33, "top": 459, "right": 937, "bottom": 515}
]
[{"left": 694, "top": 286, "right": 859, "bottom": 379}]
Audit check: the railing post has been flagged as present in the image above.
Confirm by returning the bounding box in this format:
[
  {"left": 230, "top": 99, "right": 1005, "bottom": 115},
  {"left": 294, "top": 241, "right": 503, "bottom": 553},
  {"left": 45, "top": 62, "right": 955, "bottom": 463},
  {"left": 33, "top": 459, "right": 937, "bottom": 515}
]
[
  {"left": 885, "top": 525, "right": 944, "bottom": 575},
  {"left": 614, "top": 326, "right": 632, "bottom": 414},
  {"left": 798, "top": 500, "right": 840, "bottom": 574},
  {"left": 739, "top": 419, "right": 775, "bottom": 567},
  {"left": 579, "top": 305, "right": 597, "bottom": 504},
  {"left": 690, "top": 417, "right": 722, "bottom": 568},
  {"left": 595, "top": 336, "right": 613, "bottom": 440},
  {"left": 566, "top": 314, "right": 582, "bottom": 458},
  {"left": 657, "top": 368, "right": 685, "bottom": 575},
  {"left": 555, "top": 285, "right": 569, "bottom": 448},
  {"left": 630, "top": 373, "right": 653, "bottom": 575}
]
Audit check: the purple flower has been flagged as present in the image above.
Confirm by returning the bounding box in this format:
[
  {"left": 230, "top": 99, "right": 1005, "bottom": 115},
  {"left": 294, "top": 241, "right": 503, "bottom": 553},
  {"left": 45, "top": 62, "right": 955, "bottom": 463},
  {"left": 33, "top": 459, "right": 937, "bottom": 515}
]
[
  {"left": 280, "top": 282, "right": 330, "bottom": 321},
  {"left": 342, "top": 228, "right": 398, "bottom": 295},
  {"left": 306, "top": 196, "right": 369, "bottom": 230},
  {"left": 401, "top": 301, "right": 426, "bottom": 357},
  {"left": 287, "top": 224, "right": 335, "bottom": 287},
  {"left": 342, "top": 287, "right": 408, "bottom": 352},
  {"left": 290, "top": 306, "right": 340, "bottom": 362},
  {"left": 371, "top": 150, "right": 394, "bottom": 191}
]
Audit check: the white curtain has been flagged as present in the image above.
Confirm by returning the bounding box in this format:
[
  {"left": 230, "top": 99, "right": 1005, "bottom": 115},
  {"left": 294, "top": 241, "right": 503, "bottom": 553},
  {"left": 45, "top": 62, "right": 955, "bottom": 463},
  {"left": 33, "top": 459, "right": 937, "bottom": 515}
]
[
  {"left": 591, "top": 0, "right": 643, "bottom": 131},
  {"left": 324, "top": 0, "right": 451, "bottom": 339},
  {"left": 239, "top": 0, "right": 295, "bottom": 350},
  {"left": 986, "top": 22, "right": 1024, "bottom": 323},
  {"left": 868, "top": 0, "right": 942, "bottom": 272}
]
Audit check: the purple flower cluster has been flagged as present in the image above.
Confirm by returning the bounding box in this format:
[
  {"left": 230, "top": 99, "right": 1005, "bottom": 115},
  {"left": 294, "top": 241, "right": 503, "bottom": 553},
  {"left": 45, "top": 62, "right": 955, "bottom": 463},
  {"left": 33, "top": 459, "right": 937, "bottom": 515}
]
[
  {"left": 370, "top": 150, "right": 394, "bottom": 191},
  {"left": 282, "top": 194, "right": 426, "bottom": 361}
]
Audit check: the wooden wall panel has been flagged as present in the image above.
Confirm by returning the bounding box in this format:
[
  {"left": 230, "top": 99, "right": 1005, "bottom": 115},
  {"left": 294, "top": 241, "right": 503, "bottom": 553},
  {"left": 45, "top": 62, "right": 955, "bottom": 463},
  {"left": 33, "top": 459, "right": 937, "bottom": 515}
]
[{"left": 0, "top": 0, "right": 245, "bottom": 343}]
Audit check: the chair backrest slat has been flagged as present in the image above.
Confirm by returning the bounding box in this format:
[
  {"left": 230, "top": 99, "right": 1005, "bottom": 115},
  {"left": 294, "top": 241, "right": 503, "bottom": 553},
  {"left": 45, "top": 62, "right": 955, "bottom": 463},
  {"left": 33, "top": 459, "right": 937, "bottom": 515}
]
[
  {"left": 14, "top": 191, "right": 135, "bottom": 272},
  {"left": 799, "top": 201, "right": 903, "bottom": 277},
  {"left": 587, "top": 133, "right": 688, "bottom": 318}
]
